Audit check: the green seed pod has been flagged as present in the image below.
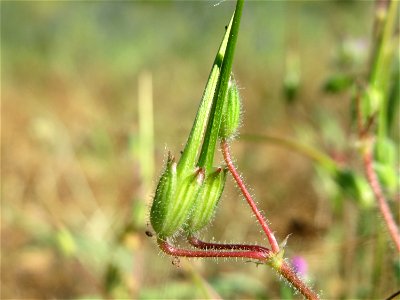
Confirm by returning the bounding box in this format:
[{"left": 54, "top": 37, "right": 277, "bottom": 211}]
[
  {"left": 150, "top": 154, "right": 178, "bottom": 236},
  {"left": 219, "top": 78, "right": 241, "bottom": 140},
  {"left": 186, "top": 167, "right": 227, "bottom": 233},
  {"left": 151, "top": 165, "right": 204, "bottom": 238}
]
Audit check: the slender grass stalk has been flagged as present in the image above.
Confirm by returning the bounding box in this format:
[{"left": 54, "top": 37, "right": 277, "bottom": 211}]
[
  {"left": 240, "top": 133, "right": 338, "bottom": 173},
  {"left": 369, "top": 0, "right": 399, "bottom": 142}
]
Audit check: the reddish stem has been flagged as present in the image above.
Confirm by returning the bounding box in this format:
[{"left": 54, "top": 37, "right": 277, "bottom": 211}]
[
  {"left": 363, "top": 141, "right": 400, "bottom": 252},
  {"left": 221, "top": 139, "right": 280, "bottom": 253},
  {"left": 188, "top": 235, "right": 272, "bottom": 256},
  {"left": 355, "top": 85, "right": 400, "bottom": 251},
  {"left": 186, "top": 236, "right": 318, "bottom": 300},
  {"left": 158, "top": 238, "right": 269, "bottom": 261},
  {"left": 280, "top": 261, "right": 320, "bottom": 300}
]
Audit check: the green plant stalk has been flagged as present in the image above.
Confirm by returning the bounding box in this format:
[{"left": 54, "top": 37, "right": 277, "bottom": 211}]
[
  {"left": 240, "top": 133, "right": 338, "bottom": 174},
  {"left": 198, "top": 0, "right": 244, "bottom": 173},
  {"left": 369, "top": 0, "right": 399, "bottom": 141},
  {"left": 386, "top": 60, "right": 399, "bottom": 135},
  {"left": 177, "top": 13, "right": 235, "bottom": 175}
]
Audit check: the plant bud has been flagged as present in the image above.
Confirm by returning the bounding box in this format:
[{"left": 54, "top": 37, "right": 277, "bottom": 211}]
[
  {"left": 186, "top": 167, "right": 227, "bottom": 233},
  {"left": 219, "top": 78, "right": 241, "bottom": 140},
  {"left": 151, "top": 166, "right": 204, "bottom": 238},
  {"left": 150, "top": 154, "right": 178, "bottom": 236}
]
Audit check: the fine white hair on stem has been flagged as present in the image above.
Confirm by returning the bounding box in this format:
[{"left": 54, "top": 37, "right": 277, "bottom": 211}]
[{"left": 213, "top": 0, "right": 227, "bottom": 7}]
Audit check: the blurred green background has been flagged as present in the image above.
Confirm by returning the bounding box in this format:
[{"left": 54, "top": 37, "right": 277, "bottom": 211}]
[{"left": 2, "top": 1, "right": 399, "bottom": 299}]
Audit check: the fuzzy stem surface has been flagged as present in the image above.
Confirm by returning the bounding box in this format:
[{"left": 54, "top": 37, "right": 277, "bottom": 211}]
[
  {"left": 158, "top": 238, "right": 269, "bottom": 261},
  {"left": 279, "top": 261, "right": 320, "bottom": 300},
  {"left": 188, "top": 235, "right": 271, "bottom": 255},
  {"left": 187, "top": 236, "right": 318, "bottom": 300},
  {"left": 363, "top": 140, "right": 400, "bottom": 252},
  {"left": 220, "top": 139, "right": 280, "bottom": 253},
  {"left": 356, "top": 80, "right": 400, "bottom": 252}
]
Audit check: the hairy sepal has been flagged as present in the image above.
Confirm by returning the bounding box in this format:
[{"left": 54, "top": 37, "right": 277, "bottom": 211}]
[
  {"left": 187, "top": 167, "right": 228, "bottom": 233},
  {"left": 150, "top": 154, "right": 178, "bottom": 237},
  {"left": 219, "top": 77, "right": 242, "bottom": 140}
]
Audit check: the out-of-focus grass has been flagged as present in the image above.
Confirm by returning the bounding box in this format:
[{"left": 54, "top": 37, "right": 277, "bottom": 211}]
[{"left": 2, "top": 1, "right": 398, "bottom": 299}]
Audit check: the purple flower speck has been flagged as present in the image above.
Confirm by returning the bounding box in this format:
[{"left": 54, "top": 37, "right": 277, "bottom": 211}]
[{"left": 291, "top": 256, "right": 308, "bottom": 277}]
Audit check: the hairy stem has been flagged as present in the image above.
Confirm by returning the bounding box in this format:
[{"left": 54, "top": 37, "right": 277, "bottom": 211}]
[
  {"left": 220, "top": 139, "right": 280, "bottom": 253},
  {"left": 188, "top": 235, "right": 271, "bottom": 255},
  {"left": 356, "top": 70, "right": 400, "bottom": 252},
  {"left": 158, "top": 238, "right": 269, "bottom": 261},
  {"left": 363, "top": 140, "right": 400, "bottom": 252},
  {"left": 188, "top": 236, "right": 319, "bottom": 299},
  {"left": 220, "top": 139, "right": 320, "bottom": 299},
  {"left": 278, "top": 261, "right": 319, "bottom": 300}
]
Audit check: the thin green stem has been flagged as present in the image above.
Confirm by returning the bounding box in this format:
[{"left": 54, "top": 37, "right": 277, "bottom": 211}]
[
  {"left": 369, "top": 0, "right": 399, "bottom": 141},
  {"left": 369, "top": 0, "right": 398, "bottom": 90},
  {"left": 240, "top": 133, "right": 338, "bottom": 174}
]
